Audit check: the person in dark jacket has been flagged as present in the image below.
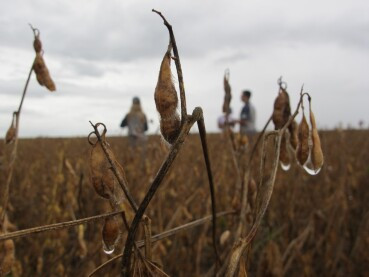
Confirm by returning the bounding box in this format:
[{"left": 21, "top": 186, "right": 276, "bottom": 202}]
[{"left": 121, "top": 97, "right": 148, "bottom": 147}]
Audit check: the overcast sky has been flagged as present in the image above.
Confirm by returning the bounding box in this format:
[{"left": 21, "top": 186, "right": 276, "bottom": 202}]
[{"left": 1, "top": 0, "right": 368, "bottom": 137}]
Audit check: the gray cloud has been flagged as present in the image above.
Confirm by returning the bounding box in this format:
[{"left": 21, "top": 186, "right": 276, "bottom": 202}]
[{"left": 0, "top": 0, "right": 368, "bottom": 137}]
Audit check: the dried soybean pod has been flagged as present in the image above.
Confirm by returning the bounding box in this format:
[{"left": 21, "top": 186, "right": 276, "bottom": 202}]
[
  {"left": 33, "top": 53, "right": 47, "bottom": 86},
  {"left": 155, "top": 45, "right": 178, "bottom": 116},
  {"left": 90, "top": 141, "right": 110, "bottom": 199},
  {"left": 155, "top": 45, "right": 181, "bottom": 144},
  {"left": 102, "top": 216, "right": 120, "bottom": 254},
  {"left": 296, "top": 113, "right": 310, "bottom": 166},
  {"left": 101, "top": 168, "right": 116, "bottom": 194},
  {"left": 309, "top": 107, "right": 324, "bottom": 172},
  {"left": 33, "top": 34, "right": 42, "bottom": 53},
  {"left": 288, "top": 120, "right": 299, "bottom": 150},
  {"left": 77, "top": 225, "right": 88, "bottom": 258},
  {"left": 248, "top": 178, "right": 257, "bottom": 210},
  {"left": 272, "top": 88, "right": 291, "bottom": 129},
  {"left": 223, "top": 69, "right": 231, "bottom": 113},
  {"left": 5, "top": 119, "right": 16, "bottom": 145},
  {"left": 160, "top": 115, "right": 181, "bottom": 144},
  {"left": 30, "top": 25, "right": 42, "bottom": 53},
  {"left": 1, "top": 239, "right": 15, "bottom": 275},
  {"left": 33, "top": 53, "right": 56, "bottom": 92},
  {"left": 279, "top": 135, "right": 290, "bottom": 167},
  {"left": 220, "top": 230, "right": 231, "bottom": 246}
]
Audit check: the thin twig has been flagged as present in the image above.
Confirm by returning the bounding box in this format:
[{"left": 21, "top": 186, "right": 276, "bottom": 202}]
[
  {"left": 197, "top": 111, "right": 220, "bottom": 266},
  {"left": 248, "top": 115, "right": 272, "bottom": 164},
  {"left": 17, "top": 63, "right": 34, "bottom": 114},
  {"left": 152, "top": 9, "right": 187, "bottom": 126},
  {"left": 0, "top": 61, "right": 34, "bottom": 226},
  {"left": 89, "top": 210, "right": 236, "bottom": 277},
  {"left": 142, "top": 216, "right": 152, "bottom": 261},
  {"left": 0, "top": 210, "right": 124, "bottom": 241}
]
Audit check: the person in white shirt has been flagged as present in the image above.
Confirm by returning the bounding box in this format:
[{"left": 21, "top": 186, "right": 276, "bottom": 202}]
[{"left": 218, "top": 108, "right": 235, "bottom": 131}]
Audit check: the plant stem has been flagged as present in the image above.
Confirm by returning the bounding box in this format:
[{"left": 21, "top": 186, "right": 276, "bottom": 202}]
[
  {"left": 0, "top": 210, "right": 124, "bottom": 241},
  {"left": 197, "top": 112, "right": 220, "bottom": 266},
  {"left": 17, "top": 63, "right": 34, "bottom": 114},
  {"left": 90, "top": 210, "right": 236, "bottom": 277},
  {"left": 225, "top": 87, "right": 309, "bottom": 276},
  {"left": 0, "top": 62, "right": 34, "bottom": 226},
  {"left": 121, "top": 108, "right": 202, "bottom": 276}
]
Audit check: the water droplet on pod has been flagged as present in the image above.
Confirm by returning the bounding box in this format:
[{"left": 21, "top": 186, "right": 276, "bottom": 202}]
[
  {"left": 302, "top": 157, "right": 322, "bottom": 175},
  {"left": 303, "top": 164, "right": 321, "bottom": 175},
  {"left": 280, "top": 161, "right": 291, "bottom": 171},
  {"left": 103, "top": 241, "right": 115, "bottom": 255}
]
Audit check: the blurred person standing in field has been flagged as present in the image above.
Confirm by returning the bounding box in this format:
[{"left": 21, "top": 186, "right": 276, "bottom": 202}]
[
  {"left": 238, "top": 90, "right": 256, "bottom": 137},
  {"left": 120, "top": 97, "right": 148, "bottom": 147}
]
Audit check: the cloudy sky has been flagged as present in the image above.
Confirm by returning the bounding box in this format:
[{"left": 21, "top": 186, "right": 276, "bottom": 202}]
[{"left": 0, "top": 0, "right": 368, "bottom": 137}]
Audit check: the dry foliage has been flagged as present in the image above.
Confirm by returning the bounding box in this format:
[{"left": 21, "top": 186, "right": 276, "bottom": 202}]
[{"left": 0, "top": 130, "right": 367, "bottom": 276}]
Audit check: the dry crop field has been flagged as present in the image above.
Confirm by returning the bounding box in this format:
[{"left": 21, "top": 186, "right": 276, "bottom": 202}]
[
  {"left": 1, "top": 10, "right": 368, "bottom": 277},
  {"left": 0, "top": 129, "right": 368, "bottom": 276}
]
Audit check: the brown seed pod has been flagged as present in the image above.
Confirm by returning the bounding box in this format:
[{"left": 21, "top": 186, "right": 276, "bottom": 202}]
[
  {"left": 220, "top": 230, "right": 231, "bottom": 246},
  {"left": 223, "top": 69, "right": 231, "bottom": 114},
  {"left": 272, "top": 88, "right": 291, "bottom": 129},
  {"left": 90, "top": 142, "right": 110, "bottom": 199},
  {"left": 5, "top": 120, "right": 16, "bottom": 145},
  {"left": 102, "top": 216, "right": 120, "bottom": 252},
  {"left": 0, "top": 239, "right": 15, "bottom": 275},
  {"left": 309, "top": 108, "right": 324, "bottom": 171},
  {"left": 160, "top": 115, "right": 181, "bottom": 144},
  {"left": 33, "top": 53, "right": 56, "bottom": 92},
  {"left": 155, "top": 45, "right": 181, "bottom": 144},
  {"left": 77, "top": 225, "right": 88, "bottom": 258},
  {"left": 279, "top": 135, "right": 290, "bottom": 166},
  {"left": 33, "top": 35, "right": 42, "bottom": 53},
  {"left": 248, "top": 178, "right": 257, "bottom": 210},
  {"left": 296, "top": 113, "right": 310, "bottom": 166},
  {"left": 288, "top": 120, "right": 299, "bottom": 150}
]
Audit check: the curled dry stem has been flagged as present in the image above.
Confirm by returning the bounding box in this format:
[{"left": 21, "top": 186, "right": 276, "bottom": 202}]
[
  {"left": 152, "top": 9, "right": 187, "bottom": 126},
  {"left": 29, "top": 23, "right": 40, "bottom": 37}
]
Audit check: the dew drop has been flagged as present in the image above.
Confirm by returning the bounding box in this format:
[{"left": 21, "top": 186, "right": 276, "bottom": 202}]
[
  {"left": 103, "top": 241, "right": 115, "bottom": 255},
  {"left": 280, "top": 161, "right": 291, "bottom": 171},
  {"left": 302, "top": 157, "right": 322, "bottom": 175}
]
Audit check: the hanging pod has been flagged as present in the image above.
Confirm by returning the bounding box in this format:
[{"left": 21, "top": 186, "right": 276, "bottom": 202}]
[
  {"left": 296, "top": 113, "right": 310, "bottom": 166},
  {"left": 154, "top": 44, "right": 181, "bottom": 144},
  {"left": 309, "top": 106, "right": 324, "bottom": 172}
]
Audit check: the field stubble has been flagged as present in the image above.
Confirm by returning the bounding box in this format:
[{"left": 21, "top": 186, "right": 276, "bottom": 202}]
[{"left": 0, "top": 129, "right": 368, "bottom": 276}]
